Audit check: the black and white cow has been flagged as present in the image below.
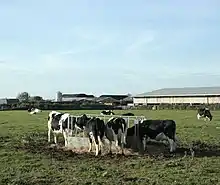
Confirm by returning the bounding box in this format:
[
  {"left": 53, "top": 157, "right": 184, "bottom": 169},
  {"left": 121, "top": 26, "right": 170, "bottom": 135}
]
[
  {"left": 121, "top": 113, "right": 134, "bottom": 116},
  {"left": 84, "top": 117, "right": 106, "bottom": 156},
  {"left": 127, "top": 119, "right": 177, "bottom": 153},
  {"left": 197, "top": 108, "right": 212, "bottom": 121},
  {"left": 47, "top": 111, "right": 75, "bottom": 146},
  {"left": 28, "top": 107, "right": 42, "bottom": 114},
  {"left": 105, "top": 117, "right": 127, "bottom": 155},
  {"left": 100, "top": 110, "right": 115, "bottom": 115},
  {"left": 75, "top": 114, "right": 105, "bottom": 156}
]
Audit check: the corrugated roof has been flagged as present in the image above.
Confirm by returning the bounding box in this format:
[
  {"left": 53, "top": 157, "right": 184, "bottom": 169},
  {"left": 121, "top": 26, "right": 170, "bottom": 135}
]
[{"left": 134, "top": 86, "right": 220, "bottom": 97}]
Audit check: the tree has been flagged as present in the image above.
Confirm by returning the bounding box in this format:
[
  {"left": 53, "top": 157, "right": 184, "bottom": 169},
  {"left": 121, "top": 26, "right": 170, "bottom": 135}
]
[
  {"left": 30, "top": 96, "right": 43, "bottom": 102},
  {"left": 17, "top": 92, "right": 30, "bottom": 102}
]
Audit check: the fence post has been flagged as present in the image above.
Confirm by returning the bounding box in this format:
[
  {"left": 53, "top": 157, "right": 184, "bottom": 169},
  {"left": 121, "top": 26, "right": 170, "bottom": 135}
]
[{"left": 133, "top": 119, "right": 144, "bottom": 155}]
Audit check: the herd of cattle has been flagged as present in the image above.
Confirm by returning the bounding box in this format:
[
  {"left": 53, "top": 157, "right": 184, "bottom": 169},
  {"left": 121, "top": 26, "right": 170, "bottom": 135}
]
[{"left": 28, "top": 107, "right": 213, "bottom": 156}]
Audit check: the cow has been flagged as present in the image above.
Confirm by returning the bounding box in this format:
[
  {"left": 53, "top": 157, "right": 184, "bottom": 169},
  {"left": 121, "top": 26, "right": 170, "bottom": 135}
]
[
  {"left": 121, "top": 113, "right": 134, "bottom": 116},
  {"left": 75, "top": 114, "right": 105, "bottom": 156},
  {"left": 84, "top": 117, "right": 106, "bottom": 156},
  {"left": 100, "top": 110, "right": 115, "bottom": 115},
  {"left": 47, "top": 111, "right": 76, "bottom": 146},
  {"left": 105, "top": 117, "right": 128, "bottom": 155},
  {"left": 28, "top": 107, "right": 42, "bottom": 114},
  {"left": 197, "top": 108, "right": 212, "bottom": 121},
  {"left": 127, "top": 119, "right": 177, "bottom": 153}
]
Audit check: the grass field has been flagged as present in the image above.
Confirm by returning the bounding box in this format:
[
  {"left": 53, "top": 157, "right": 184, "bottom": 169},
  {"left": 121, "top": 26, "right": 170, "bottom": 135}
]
[{"left": 0, "top": 110, "right": 220, "bottom": 185}]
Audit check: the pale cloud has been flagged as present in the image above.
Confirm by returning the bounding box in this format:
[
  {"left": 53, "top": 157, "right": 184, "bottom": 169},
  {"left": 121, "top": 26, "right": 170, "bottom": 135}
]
[
  {"left": 123, "top": 30, "right": 155, "bottom": 55},
  {"left": 0, "top": 61, "right": 32, "bottom": 73},
  {"left": 71, "top": 26, "right": 117, "bottom": 42}
]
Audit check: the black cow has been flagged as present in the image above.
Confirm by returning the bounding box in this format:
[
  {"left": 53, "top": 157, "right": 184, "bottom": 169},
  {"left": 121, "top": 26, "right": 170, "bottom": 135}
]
[
  {"left": 122, "top": 113, "right": 135, "bottom": 116},
  {"left": 197, "top": 108, "right": 212, "bottom": 121},
  {"left": 127, "top": 119, "right": 177, "bottom": 153},
  {"left": 105, "top": 117, "right": 127, "bottom": 155},
  {"left": 100, "top": 110, "right": 115, "bottom": 115},
  {"left": 47, "top": 111, "right": 76, "bottom": 146}
]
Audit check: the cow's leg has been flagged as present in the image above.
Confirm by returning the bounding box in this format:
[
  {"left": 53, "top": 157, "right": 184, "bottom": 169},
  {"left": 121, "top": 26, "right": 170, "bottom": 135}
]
[
  {"left": 48, "top": 128, "right": 51, "bottom": 143},
  {"left": 89, "top": 132, "right": 99, "bottom": 156},
  {"left": 142, "top": 136, "right": 148, "bottom": 152},
  {"left": 63, "top": 131, "right": 68, "bottom": 147},
  {"left": 197, "top": 113, "right": 201, "bottom": 120},
  {"left": 206, "top": 116, "right": 210, "bottom": 121},
  {"left": 155, "top": 133, "right": 169, "bottom": 145},
  {"left": 88, "top": 137, "right": 93, "bottom": 153},
  {"left": 53, "top": 133, "right": 57, "bottom": 145},
  {"left": 167, "top": 137, "right": 176, "bottom": 153},
  {"left": 119, "top": 132, "right": 125, "bottom": 155},
  {"left": 118, "top": 138, "right": 124, "bottom": 155},
  {"left": 109, "top": 141, "right": 113, "bottom": 154},
  {"left": 97, "top": 136, "right": 102, "bottom": 155},
  {"left": 94, "top": 137, "right": 99, "bottom": 156}
]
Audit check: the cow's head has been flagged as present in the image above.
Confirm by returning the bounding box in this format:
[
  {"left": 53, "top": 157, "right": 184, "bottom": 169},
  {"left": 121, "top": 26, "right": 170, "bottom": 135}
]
[{"left": 76, "top": 114, "right": 90, "bottom": 130}]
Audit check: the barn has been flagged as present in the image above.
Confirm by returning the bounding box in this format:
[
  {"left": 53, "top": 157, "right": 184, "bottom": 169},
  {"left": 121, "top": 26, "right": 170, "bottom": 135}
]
[
  {"left": 133, "top": 87, "right": 220, "bottom": 105},
  {"left": 55, "top": 91, "right": 95, "bottom": 102}
]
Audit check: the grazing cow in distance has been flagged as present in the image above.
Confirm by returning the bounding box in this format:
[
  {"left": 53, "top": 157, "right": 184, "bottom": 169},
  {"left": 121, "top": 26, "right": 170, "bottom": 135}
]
[
  {"left": 28, "top": 107, "right": 42, "bottom": 114},
  {"left": 197, "top": 108, "right": 212, "bottom": 121},
  {"left": 105, "top": 117, "right": 127, "bottom": 155},
  {"left": 127, "top": 119, "right": 177, "bottom": 153},
  {"left": 100, "top": 110, "right": 115, "bottom": 115},
  {"left": 47, "top": 111, "right": 76, "bottom": 146},
  {"left": 121, "top": 112, "right": 135, "bottom": 116}
]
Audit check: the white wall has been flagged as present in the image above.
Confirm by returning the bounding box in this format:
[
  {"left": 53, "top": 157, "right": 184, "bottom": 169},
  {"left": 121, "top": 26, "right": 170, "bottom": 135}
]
[
  {"left": 133, "top": 98, "right": 147, "bottom": 105},
  {"left": 133, "top": 96, "right": 220, "bottom": 104}
]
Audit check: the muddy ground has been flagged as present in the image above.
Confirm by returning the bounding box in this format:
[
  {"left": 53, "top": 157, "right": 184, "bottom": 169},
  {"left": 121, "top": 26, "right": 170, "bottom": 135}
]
[{"left": 13, "top": 132, "right": 220, "bottom": 161}]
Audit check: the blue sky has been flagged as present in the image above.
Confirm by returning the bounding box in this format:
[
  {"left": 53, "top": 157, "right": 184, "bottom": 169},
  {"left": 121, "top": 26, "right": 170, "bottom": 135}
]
[{"left": 0, "top": 0, "right": 220, "bottom": 99}]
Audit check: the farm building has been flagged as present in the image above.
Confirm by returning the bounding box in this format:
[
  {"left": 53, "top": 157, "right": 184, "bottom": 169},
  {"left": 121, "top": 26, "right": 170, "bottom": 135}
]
[
  {"left": 55, "top": 91, "right": 95, "bottom": 102},
  {"left": 0, "top": 98, "right": 19, "bottom": 105},
  {"left": 0, "top": 98, "right": 20, "bottom": 110},
  {"left": 133, "top": 87, "right": 220, "bottom": 105},
  {"left": 99, "top": 94, "right": 129, "bottom": 101},
  {"left": 97, "top": 94, "right": 132, "bottom": 106},
  {"left": 96, "top": 97, "right": 120, "bottom": 106}
]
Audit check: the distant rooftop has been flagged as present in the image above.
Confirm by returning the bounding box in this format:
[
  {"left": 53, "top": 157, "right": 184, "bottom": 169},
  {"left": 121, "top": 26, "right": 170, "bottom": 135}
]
[
  {"left": 99, "top": 95, "right": 128, "bottom": 100},
  {"left": 134, "top": 86, "right": 220, "bottom": 97},
  {"left": 0, "top": 98, "right": 19, "bottom": 105},
  {"left": 62, "top": 93, "right": 95, "bottom": 98}
]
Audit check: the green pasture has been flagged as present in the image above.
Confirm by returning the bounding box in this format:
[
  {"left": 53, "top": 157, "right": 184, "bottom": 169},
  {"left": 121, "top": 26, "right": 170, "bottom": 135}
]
[{"left": 0, "top": 110, "right": 220, "bottom": 185}]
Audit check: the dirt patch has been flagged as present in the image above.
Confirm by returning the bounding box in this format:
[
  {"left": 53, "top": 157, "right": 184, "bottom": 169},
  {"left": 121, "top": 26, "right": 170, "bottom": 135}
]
[{"left": 11, "top": 132, "right": 220, "bottom": 161}]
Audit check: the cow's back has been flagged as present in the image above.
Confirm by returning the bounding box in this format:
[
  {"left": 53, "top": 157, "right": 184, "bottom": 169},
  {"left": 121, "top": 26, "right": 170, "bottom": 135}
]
[{"left": 140, "top": 120, "right": 176, "bottom": 140}]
